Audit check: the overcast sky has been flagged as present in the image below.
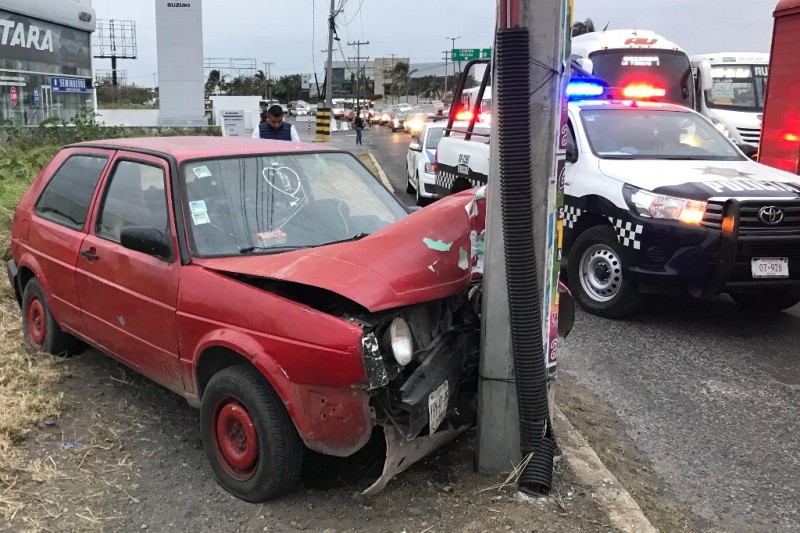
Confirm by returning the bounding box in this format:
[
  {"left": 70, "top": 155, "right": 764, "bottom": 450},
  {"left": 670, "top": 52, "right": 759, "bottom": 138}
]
[{"left": 88, "top": 0, "right": 776, "bottom": 87}]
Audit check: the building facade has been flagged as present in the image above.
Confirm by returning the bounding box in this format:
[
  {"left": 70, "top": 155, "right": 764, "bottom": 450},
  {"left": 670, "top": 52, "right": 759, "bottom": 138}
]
[{"left": 0, "top": 0, "right": 97, "bottom": 125}]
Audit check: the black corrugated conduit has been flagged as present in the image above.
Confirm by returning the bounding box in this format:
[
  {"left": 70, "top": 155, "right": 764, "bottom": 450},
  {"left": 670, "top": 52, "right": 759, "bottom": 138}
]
[{"left": 494, "top": 26, "right": 554, "bottom": 495}]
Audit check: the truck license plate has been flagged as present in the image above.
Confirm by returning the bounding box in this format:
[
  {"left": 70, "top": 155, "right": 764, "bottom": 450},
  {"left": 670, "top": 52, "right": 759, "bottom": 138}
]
[
  {"left": 751, "top": 257, "right": 789, "bottom": 278},
  {"left": 428, "top": 380, "right": 449, "bottom": 435}
]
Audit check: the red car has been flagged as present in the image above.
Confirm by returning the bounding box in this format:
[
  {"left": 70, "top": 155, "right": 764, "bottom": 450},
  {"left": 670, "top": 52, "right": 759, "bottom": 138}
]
[{"left": 7, "top": 137, "right": 486, "bottom": 501}]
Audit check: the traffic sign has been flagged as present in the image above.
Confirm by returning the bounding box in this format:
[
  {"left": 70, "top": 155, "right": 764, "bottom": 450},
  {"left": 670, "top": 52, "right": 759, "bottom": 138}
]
[
  {"left": 9, "top": 86, "right": 18, "bottom": 106},
  {"left": 451, "top": 48, "right": 493, "bottom": 61},
  {"left": 33, "top": 87, "right": 40, "bottom": 106}
]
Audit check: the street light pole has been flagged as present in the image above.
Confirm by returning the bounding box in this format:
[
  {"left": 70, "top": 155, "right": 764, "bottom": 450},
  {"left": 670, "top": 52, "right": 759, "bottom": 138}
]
[
  {"left": 263, "top": 61, "right": 274, "bottom": 101},
  {"left": 387, "top": 52, "right": 398, "bottom": 104},
  {"left": 445, "top": 36, "right": 461, "bottom": 95}
]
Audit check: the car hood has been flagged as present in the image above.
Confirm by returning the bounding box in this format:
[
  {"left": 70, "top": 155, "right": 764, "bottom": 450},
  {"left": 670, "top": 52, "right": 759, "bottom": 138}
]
[
  {"left": 597, "top": 159, "right": 800, "bottom": 200},
  {"left": 193, "top": 191, "right": 485, "bottom": 313}
]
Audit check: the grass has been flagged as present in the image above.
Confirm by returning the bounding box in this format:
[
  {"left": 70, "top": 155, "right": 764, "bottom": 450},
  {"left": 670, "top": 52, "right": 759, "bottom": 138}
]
[{"left": 357, "top": 153, "right": 381, "bottom": 177}]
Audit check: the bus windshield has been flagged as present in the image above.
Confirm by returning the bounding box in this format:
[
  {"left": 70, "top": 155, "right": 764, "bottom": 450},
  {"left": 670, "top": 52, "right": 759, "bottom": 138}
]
[
  {"left": 588, "top": 49, "right": 695, "bottom": 108},
  {"left": 706, "top": 65, "right": 768, "bottom": 112}
]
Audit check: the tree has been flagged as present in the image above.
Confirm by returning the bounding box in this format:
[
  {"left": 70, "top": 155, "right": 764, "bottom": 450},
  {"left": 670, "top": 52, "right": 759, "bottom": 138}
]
[
  {"left": 571, "top": 17, "right": 595, "bottom": 37},
  {"left": 391, "top": 61, "right": 410, "bottom": 100},
  {"left": 205, "top": 69, "right": 223, "bottom": 97}
]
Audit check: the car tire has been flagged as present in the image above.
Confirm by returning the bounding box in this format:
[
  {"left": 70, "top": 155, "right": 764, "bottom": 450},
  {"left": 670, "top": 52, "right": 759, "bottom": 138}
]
[
  {"left": 406, "top": 167, "right": 415, "bottom": 194},
  {"left": 415, "top": 173, "right": 427, "bottom": 207},
  {"left": 21, "top": 278, "right": 77, "bottom": 355},
  {"left": 730, "top": 289, "right": 800, "bottom": 312},
  {"left": 567, "top": 225, "right": 640, "bottom": 318},
  {"left": 200, "top": 365, "right": 303, "bottom": 502}
]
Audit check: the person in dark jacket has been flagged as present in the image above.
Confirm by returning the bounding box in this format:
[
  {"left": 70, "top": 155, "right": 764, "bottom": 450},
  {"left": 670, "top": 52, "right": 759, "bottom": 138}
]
[
  {"left": 354, "top": 110, "right": 364, "bottom": 145},
  {"left": 252, "top": 105, "right": 300, "bottom": 141}
]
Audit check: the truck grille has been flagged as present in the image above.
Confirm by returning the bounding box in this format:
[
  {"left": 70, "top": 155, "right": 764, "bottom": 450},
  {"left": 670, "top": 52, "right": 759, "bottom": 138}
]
[
  {"left": 702, "top": 200, "right": 800, "bottom": 234},
  {"left": 736, "top": 127, "right": 761, "bottom": 145},
  {"left": 738, "top": 241, "right": 800, "bottom": 260}
]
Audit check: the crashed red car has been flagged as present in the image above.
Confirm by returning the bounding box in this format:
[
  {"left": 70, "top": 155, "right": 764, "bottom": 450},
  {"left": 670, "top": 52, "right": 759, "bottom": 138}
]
[{"left": 7, "top": 137, "right": 487, "bottom": 501}]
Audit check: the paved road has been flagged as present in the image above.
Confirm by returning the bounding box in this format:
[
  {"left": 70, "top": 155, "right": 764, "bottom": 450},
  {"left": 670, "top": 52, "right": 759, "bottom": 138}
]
[{"left": 335, "top": 122, "right": 800, "bottom": 533}]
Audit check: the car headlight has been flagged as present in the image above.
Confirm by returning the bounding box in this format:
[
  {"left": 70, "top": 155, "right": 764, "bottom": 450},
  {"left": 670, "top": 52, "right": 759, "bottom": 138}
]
[
  {"left": 424, "top": 162, "right": 435, "bottom": 174},
  {"left": 389, "top": 318, "right": 414, "bottom": 366},
  {"left": 710, "top": 118, "right": 736, "bottom": 141},
  {"left": 629, "top": 188, "right": 707, "bottom": 225}
]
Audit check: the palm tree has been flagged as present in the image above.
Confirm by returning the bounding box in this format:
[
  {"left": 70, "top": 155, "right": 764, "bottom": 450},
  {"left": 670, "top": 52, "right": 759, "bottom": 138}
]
[
  {"left": 391, "top": 62, "right": 409, "bottom": 100},
  {"left": 571, "top": 17, "right": 595, "bottom": 37},
  {"left": 205, "top": 69, "right": 222, "bottom": 97}
]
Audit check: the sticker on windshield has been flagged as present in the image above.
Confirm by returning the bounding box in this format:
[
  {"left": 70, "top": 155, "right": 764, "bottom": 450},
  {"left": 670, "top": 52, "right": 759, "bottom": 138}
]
[
  {"left": 189, "top": 200, "right": 207, "bottom": 215},
  {"left": 192, "top": 166, "right": 213, "bottom": 179},
  {"left": 192, "top": 212, "right": 210, "bottom": 225}
]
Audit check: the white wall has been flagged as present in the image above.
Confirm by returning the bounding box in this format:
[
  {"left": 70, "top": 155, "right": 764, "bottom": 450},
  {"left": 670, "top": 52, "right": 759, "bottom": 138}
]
[{"left": 96, "top": 109, "right": 159, "bottom": 127}]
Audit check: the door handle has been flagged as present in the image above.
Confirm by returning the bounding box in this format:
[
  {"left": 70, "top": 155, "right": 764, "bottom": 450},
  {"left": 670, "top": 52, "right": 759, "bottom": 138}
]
[{"left": 80, "top": 249, "right": 99, "bottom": 261}]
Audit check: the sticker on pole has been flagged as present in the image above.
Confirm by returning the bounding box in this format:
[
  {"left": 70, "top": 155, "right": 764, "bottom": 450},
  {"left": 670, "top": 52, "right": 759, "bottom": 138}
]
[
  {"left": 10, "top": 86, "right": 18, "bottom": 106},
  {"left": 428, "top": 380, "right": 449, "bottom": 435}
]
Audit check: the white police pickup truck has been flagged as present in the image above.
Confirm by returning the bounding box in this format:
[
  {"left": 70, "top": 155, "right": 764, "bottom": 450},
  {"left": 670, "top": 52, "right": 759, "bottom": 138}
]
[{"left": 563, "top": 96, "right": 800, "bottom": 317}]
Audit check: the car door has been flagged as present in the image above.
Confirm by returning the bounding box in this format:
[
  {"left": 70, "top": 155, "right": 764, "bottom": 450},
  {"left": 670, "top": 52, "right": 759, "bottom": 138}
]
[
  {"left": 407, "top": 132, "right": 421, "bottom": 182},
  {"left": 564, "top": 117, "right": 582, "bottom": 195},
  {"left": 26, "top": 149, "right": 111, "bottom": 334},
  {"left": 75, "top": 153, "right": 183, "bottom": 392}
]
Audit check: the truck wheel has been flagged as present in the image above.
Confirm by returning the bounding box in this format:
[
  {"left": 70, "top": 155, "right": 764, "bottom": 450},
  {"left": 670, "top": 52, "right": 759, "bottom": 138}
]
[
  {"left": 730, "top": 289, "right": 800, "bottom": 312},
  {"left": 200, "top": 365, "right": 303, "bottom": 502},
  {"left": 415, "top": 173, "right": 428, "bottom": 207},
  {"left": 21, "top": 278, "right": 77, "bottom": 355},
  {"left": 567, "top": 225, "right": 640, "bottom": 318}
]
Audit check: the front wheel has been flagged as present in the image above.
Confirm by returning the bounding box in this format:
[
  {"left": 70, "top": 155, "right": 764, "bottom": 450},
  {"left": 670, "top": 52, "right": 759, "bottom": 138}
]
[
  {"left": 406, "top": 165, "right": 415, "bottom": 194},
  {"left": 567, "top": 225, "right": 640, "bottom": 318},
  {"left": 730, "top": 289, "right": 800, "bottom": 312},
  {"left": 415, "top": 173, "right": 428, "bottom": 207},
  {"left": 200, "top": 365, "right": 303, "bottom": 502}
]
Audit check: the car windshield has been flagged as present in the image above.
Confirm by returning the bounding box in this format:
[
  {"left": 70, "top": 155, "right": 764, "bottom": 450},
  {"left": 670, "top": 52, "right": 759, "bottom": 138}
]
[
  {"left": 580, "top": 108, "right": 744, "bottom": 161},
  {"left": 181, "top": 152, "right": 409, "bottom": 257},
  {"left": 706, "top": 64, "right": 768, "bottom": 112}
]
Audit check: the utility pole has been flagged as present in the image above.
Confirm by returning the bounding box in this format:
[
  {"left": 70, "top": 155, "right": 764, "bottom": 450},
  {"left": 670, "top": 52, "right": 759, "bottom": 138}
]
[
  {"left": 263, "top": 61, "right": 274, "bottom": 101},
  {"left": 348, "top": 40, "right": 369, "bottom": 116},
  {"left": 477, "top": 0, "right": 568, "bottom": 493},
  {"left": 387, "top": 52, "right": 398, "bottom": 104},
  {"left": 446, "top": 35, "right": 461, "bottom": 79},
  {"left": 442, "top": 50, "right": 451, "bottom": 100},
  {"left": 317, "top": 0, "right": 337, "bottom": 141}
]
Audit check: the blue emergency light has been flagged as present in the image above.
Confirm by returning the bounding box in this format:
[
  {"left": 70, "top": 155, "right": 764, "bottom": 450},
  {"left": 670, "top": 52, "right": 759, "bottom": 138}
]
[{"left": 566, "top": 80, "right": 606, "bottom": 100}]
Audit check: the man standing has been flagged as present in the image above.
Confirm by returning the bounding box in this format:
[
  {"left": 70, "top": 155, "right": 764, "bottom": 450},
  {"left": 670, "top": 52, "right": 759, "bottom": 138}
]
[
  {"left": 354, "top": 109, "right": 364, "bottom": 145},
  {"left": 253, "top": 105, "right": 300, "bottom": 141}
]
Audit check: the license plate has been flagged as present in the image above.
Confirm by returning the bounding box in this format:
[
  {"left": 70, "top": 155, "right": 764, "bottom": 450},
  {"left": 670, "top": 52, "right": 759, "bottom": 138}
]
[
  {"left": 751, "top": 257, "right": 789, "bottom": 278},
  {"left": 428, "top": 380, "right": 449, "bottom": 435}
]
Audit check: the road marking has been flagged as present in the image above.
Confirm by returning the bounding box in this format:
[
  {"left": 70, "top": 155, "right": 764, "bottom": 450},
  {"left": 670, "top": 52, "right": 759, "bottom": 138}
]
[
  {"left": 367, "top": 152, "right": 395, "bottom": 192},
  {"left": 554, "top": 406, "right": 658, "bottom": 533}
]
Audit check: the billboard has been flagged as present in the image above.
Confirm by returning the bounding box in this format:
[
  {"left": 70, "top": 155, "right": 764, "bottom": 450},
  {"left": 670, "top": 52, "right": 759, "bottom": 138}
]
[{"left": 0, "top": 9, "right": 91, "bottom": 70}]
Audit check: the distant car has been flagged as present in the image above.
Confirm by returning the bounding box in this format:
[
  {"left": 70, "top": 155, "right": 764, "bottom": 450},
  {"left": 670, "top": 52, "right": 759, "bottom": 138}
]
[
  {"left": 404, "top": 112, "right": 428, "bottom": 135},
  {"left": 398, "top": 103, "right": 413, "bottom": 114},
  {"left": 7, "top": 136, "right": 487, "bottom": 503},
  {"left": 332, "top": 106, "right": 346, "bottom": 119},
  {"left": 390, "top": 110, "right": 409, "bottom": 132}
]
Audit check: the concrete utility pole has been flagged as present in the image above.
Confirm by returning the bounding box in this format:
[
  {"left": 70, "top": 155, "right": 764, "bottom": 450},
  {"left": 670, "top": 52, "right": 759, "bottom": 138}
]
[
  {"left": 476, "top": 0, "right": 568, "bottom": 474},
  {"left": 348, "top": 39, "right": 369, "bottom": 114},
  {"left": 442, "top": 50, "right": 451, "bottom": 100},
  {"left": 386, "top": 53, "right": 398, "bottom": 104},
  {"left": 317, "top": 0, "right": 337, "bottom": 141}
]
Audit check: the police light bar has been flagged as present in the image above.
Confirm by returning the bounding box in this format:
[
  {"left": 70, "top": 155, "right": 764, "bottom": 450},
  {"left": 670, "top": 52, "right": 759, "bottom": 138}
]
[
  {"left": 567, "top": 81, "right": 606, "bottom": 99},
  {"left": 622, "top": 84, "right": 666, "bottom": 100}
]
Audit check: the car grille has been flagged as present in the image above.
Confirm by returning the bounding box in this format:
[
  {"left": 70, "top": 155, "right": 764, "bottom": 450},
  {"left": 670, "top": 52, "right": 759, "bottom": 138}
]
[
  {"left": 738, "top": 241, "right": 800, "bottom": 260},
  {"left": 702, "top": 200, "right": 800, "bottom": 235},
  {"left": 736, "top": 127, "right": 761, "bottom": 145}
]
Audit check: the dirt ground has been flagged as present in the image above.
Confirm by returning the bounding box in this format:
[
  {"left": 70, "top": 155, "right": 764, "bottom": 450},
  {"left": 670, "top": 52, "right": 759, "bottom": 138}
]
[{"left": 0, "top": 292, "right": 701, "bottom": 533}]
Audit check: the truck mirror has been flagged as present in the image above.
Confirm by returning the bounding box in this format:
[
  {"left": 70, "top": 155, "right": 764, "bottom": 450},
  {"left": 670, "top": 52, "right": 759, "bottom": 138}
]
[
  {"left": 700, "top": 60, "right": 713, "bottom": 92},
  {"left": 576, "top": 58, "right": 593, "bottom": 74}
]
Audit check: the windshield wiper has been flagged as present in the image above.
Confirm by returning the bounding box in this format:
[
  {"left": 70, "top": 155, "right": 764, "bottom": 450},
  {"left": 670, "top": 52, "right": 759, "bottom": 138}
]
[
  {"left": 239, "top": 245, "right": 306, "bottom": 254},
  {"left": 318, "top": 233, "right": 370, "bottom": 246},
  {"left": 601, "top": 155, "right": 636, "bottom": 160}
]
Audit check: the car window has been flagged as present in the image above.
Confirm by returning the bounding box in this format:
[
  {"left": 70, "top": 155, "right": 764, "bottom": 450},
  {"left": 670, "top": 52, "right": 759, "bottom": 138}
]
[
  {"left": 35, "top": 155, "right": 108, "bottom": 230},
  {"left": 182, "top": 152, "right": 409, "bottom": 256},
  {"left": 426, "top": 128, "right": 445, "bottom": 150},
  {"left": 96, "top": 160, "right": 171, "bottom": 248}
]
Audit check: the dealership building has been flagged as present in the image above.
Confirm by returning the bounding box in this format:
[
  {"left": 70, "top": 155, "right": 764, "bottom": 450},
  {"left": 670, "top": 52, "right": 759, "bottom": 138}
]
[{"left": 0, "top": 0, "right": 96, "bottom": 125}]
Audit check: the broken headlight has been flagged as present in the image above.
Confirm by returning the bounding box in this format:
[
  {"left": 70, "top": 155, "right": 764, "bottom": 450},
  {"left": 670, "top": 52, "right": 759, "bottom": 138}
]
[{"left": 389, "top": 318, "right": 414, "bottom": 366}]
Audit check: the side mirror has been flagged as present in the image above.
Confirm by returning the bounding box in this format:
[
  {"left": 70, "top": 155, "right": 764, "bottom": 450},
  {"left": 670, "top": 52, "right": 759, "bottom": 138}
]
[
  {"left": 576, "top": 58, "right": 593, "bottom": 74},
  {"left": 409, "top": 142, "right": 422, "bottom": 151},
  {"left": 737, "top": 143, "right": 758, "bottom": 161},
  {"left": 700, "top": 60, "right": 713, "bottom": 92},
  {"left": 120, "top": 226, "right": 172, "bottom": 259},
  {"left": 566, "top": 146, "right": 578, "bottom": 164}
]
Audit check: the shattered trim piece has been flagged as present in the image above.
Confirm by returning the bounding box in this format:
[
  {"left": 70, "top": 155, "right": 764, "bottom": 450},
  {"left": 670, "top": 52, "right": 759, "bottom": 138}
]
[{"left": 361, "top": 333, "right": 389, "bottom": 390}]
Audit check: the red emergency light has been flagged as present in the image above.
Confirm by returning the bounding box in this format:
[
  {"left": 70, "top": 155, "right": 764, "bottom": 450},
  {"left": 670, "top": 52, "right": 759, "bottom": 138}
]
[{"left": 622, "top": 84, "right": 667, "bottom": 100}]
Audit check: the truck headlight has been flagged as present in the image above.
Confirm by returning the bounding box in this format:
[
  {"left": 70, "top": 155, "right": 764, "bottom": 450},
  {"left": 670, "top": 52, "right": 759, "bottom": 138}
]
[
  {"left": 424, "top": 162, "right": 435, "bottom": 174},
  {"left": 389, "top": 318, "right": 414, "bottom": 366},
  {"left": 629, "top": 188, "right": 707, "bottom": 225}
]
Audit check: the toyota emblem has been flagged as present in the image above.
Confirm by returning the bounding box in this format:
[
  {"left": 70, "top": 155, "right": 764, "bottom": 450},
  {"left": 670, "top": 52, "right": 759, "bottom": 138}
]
[{"left": 758, "top": 206, "right": 785, "bottom": 225}]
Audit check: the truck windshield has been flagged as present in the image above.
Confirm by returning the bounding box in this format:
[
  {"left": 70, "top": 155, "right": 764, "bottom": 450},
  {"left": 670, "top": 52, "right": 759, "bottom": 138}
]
[
  {"left": 706, "top": 65, "right": 768, "bottom": 112},
  {"left": 580, "top": 108, "right": 743, "bottom": 161},
  {"left": 589, "top": 49, "right": 695, "bottom": 108}
]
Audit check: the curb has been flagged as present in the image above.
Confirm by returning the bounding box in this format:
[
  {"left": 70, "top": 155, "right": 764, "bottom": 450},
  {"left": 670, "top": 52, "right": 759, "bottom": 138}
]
[
  {"left": 553, "top": 406, "right": 658, "bottom": 533},
  {"left": 366, "top": 152, "right": 395, "bottom": 192}
]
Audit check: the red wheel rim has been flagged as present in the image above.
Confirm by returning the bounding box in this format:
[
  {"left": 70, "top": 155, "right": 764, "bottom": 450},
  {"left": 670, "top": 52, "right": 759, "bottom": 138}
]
[
  {"left": 26, "top": 297, "right": 46, "bottom": 348},
  {"left": 213, "top": 397, "right": 259, "bottom": 480}
]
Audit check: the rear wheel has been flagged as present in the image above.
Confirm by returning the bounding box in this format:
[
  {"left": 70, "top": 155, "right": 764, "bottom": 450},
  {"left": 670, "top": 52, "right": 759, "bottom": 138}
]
[
  {"left": 200, "top": 365, "right": 303, "bottom": 502},
  {"left": 21, "top": 278, "right": 77, "bottom": 355},
  {"left": 415, "top": 173, "right": 427, "bottom": 207},
  {"left": 406, "top": 165, "right": 415, "bottom": 194},
  {"left": 730, "top": 289, "right": 800, "bottom": 312},
  {"left": 567, "top": 225, "right": 640, "bottom": 318}
]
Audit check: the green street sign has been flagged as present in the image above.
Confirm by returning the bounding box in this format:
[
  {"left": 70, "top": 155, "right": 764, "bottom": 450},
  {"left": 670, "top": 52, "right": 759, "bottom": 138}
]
[{"left": 451, "top": 48, "right": 492, "bottom": 62}]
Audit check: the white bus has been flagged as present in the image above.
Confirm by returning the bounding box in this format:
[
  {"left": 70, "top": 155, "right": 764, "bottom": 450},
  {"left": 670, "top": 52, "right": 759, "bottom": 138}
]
[
  {"left": 690, "top": 52, "right": 769, "bottom": 147},
  {"left": 571, "top": 30, "right": 697, "bottom": 109}
]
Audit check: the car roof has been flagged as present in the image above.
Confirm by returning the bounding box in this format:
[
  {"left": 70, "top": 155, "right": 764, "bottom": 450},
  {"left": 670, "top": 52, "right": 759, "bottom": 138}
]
[
  {"left": 70, "top": 136, "right": 340, "bottom": 161},
  {"left": 568, "top": 100, "right": 694, "bottom": 113}
]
